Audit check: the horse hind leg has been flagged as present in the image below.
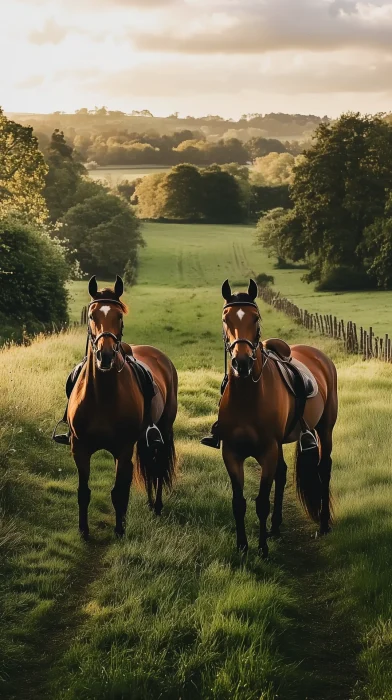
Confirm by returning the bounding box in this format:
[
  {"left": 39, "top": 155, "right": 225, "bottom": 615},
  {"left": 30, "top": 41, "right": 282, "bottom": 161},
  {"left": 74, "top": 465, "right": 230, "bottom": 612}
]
[
  {"left": 112, "top": 448, "right": 134, "bottom": 537},
  {"left": 153, "top": 428, "right": 176, "bottom": 515},
  {"left": 255, "top": 443, "right": 279, "bottom": 558},
  {"left": 269, "top": 447, "right": 287, "bottom": 537}
]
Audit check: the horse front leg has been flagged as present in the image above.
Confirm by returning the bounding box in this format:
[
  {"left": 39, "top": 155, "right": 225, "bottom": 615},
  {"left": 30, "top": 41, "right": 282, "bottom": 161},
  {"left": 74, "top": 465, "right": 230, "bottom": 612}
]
[
  {"left": 112, "top": 446, "right": 134, "bottom": 537},
  {"left": 255, "top": 443, "right": 278, "bottom": 558},
  {"left": 222, "top": 444, "right": 248, "bottom": 553},
  {"left": 72, "top": 439, "right": 91, "bottom": 540}
]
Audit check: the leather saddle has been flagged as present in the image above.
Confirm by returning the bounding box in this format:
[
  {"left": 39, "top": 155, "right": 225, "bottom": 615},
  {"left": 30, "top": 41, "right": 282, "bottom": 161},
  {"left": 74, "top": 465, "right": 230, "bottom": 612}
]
[{"left": 263, "top": 338, "right": 318, "bottom": 400}]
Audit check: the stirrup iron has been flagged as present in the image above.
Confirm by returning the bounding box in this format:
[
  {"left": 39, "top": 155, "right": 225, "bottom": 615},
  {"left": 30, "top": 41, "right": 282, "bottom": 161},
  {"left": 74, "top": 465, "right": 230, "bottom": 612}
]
[
  {"left": 299, "top": 428, "right": 318, "bottom": 452},
  {"left": 52, "top": 419, "right": 70, "bottom": 445},
  {"left": 146, "top": 424, "right": 164, "bottom": 448}
]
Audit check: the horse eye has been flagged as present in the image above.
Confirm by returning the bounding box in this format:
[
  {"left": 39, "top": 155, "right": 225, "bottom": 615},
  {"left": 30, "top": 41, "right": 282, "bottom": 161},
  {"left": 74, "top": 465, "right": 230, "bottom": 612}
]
[{"left": 89, "top": 314, "right": 93, "bottom": 321}]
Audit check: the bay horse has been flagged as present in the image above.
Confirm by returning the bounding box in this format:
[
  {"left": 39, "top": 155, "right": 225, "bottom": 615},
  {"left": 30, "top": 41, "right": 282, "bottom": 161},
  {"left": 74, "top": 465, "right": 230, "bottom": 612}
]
[
  {"left": 67, "top": 276, "right": 178, "bottom": 538},
  {"left": 218, "top": 279, "right": 338, "bottom": 558}
]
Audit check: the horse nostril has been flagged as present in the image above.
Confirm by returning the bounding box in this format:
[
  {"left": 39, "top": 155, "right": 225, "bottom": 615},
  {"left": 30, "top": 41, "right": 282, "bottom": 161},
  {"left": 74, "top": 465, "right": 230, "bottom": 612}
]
[
  {"left": 100, "top": 350, "right": 114, "bottom": 369},
  {"left": 96, "top": 350, "right": 102, "bottom": 362},
  {"left": 232, "top": 358, "right": 238, "bottom": 371}
]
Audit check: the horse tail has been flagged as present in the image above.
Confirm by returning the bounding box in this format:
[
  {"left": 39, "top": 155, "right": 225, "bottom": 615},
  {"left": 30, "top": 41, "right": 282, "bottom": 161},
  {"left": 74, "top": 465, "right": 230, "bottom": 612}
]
[
  {"left": 135, "top": 429, "right": 176, "bottom": 496},
  {"left": 294, "top": 438, "right": 322, "bottom": 523}
]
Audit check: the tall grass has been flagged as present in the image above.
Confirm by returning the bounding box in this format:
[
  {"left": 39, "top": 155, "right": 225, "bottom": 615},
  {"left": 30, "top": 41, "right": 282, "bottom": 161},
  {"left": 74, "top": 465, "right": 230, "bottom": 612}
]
[{"left": 1, "top": 223, "right": 392, "bottom": 698}]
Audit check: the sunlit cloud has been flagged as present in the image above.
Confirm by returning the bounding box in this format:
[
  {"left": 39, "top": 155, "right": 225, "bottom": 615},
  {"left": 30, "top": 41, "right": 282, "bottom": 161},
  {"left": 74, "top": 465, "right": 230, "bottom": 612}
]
[{"left": 2, "top": 0, "right": 392, "bottom": 118}]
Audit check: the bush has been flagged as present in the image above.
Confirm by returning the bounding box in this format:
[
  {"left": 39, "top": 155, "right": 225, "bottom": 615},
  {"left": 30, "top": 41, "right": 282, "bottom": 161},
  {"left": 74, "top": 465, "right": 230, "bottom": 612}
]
[
  {"left": 256, "top": 273, "right": 274, "bottom": 288},
  {"left": 0, "top": 216, "right": 69, "bottom": 333},
  {"left": 61, "top": 192, "right": 144, "bottom": 277},
  {"left": 315, "top": 264, "right": 373, "bottom": 291}
]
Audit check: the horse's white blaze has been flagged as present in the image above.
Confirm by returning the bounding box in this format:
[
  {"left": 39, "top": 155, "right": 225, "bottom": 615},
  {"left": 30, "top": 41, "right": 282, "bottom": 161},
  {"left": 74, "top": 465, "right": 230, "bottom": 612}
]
[
  {"left": 100, "top": 305, "right": 111, "bottom": 317},
  {"left": 236, "top": 309, "right": 245, "bottom": 321}
]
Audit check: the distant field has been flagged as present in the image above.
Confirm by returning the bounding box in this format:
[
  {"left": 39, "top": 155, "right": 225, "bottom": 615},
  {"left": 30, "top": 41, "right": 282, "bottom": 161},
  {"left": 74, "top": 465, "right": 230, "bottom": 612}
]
[
  {"left": 87, "top": 166, "right": 170, "bottom": 185},
  {"left": 68, "top": 221, "right": 392, "bottom": 339}
]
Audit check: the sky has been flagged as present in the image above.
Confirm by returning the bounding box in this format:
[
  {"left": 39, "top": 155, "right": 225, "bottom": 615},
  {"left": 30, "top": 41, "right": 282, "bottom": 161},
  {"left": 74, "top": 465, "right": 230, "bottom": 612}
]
[{"left": 1, "top": 0, "right": 392, "bottom": 118}]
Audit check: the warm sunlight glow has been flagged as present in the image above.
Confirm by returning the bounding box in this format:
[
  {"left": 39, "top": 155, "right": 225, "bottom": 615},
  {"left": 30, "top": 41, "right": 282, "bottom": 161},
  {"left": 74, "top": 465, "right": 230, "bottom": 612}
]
[{"left": 1, "top": 0, "right": 392, "bottom": 118}]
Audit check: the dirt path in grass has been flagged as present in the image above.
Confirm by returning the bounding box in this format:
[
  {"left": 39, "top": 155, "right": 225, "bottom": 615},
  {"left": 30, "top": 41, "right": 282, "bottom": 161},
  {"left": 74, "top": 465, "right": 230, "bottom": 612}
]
[
  {"left": 275, "top": 478, "right": 364, "bottom": 700},
  {"left": 7, "top": 536, "right": 109, "bottom": 700}
]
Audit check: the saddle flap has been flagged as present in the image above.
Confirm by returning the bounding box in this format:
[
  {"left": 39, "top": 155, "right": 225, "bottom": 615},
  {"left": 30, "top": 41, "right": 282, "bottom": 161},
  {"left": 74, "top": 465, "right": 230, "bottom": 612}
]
[
  {"left": 126, "top": 356, "right": 157, "bottom": 402},
  {"left": 268, "top": 352, "right": 318, "bottom": 399}
]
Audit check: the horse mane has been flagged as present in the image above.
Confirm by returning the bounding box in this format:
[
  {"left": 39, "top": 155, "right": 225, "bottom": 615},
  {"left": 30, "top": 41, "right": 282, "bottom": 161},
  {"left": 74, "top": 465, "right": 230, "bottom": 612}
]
[{"left": 93, "top": 288, "right": 128, "bottom": 314}]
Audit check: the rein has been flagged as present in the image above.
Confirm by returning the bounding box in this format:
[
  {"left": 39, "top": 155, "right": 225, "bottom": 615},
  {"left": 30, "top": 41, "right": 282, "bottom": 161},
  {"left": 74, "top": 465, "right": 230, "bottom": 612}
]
[
  {"left": 222, "top": 300, "right": 267, "bottom": 384},
  {"left": 87, "top": 299, "right": 126, "bottom": 373}
]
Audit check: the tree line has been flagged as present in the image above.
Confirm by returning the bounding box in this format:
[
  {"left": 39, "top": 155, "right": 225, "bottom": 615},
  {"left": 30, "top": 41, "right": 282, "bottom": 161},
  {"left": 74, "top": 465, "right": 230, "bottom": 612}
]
[
  {"left": 37, "top": 129, "right": 299, "bottom": 168},
  {"left": 14, "top": 108, "right": 325, "bottom": 143},
  {"left": 0, "top": 110, "right": 142, "bottom": 342},
  {"left": 257, "top": 113, "right": 392, "bottom": 290}
]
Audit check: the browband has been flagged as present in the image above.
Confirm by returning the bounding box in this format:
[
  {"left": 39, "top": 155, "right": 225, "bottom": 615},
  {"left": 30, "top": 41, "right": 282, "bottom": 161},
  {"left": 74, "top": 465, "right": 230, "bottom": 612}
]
[
  {"left": 88, "top": 299, "right": 124, "bottom": 310},
  {"left": 223, "top": 301, "right": 260, "bottom": 311}
]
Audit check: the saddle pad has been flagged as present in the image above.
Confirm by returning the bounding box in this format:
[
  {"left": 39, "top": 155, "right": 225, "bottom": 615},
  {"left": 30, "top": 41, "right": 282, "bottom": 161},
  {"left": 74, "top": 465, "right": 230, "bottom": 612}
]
[{"left": 268, "top": 351, "right": 318, "bottom": 399}]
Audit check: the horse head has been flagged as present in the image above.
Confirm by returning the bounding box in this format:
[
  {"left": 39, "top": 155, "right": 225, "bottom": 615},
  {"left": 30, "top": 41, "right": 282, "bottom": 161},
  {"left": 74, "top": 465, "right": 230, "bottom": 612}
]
[
  {"left": 87, "top": 275, "right": 127, "bottom": 371},
  {"left": 222, "top": 278, "right": 261, "bottom": 378}
]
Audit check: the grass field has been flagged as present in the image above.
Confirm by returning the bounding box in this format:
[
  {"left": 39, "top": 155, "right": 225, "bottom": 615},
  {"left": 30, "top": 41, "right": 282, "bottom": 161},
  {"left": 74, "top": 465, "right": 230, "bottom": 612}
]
[
  {"left": 77, "top": 221, "right": 392, "bottom": 339},
  {"left": 2, "top": 223, "right": 392, "bottom": 698}
]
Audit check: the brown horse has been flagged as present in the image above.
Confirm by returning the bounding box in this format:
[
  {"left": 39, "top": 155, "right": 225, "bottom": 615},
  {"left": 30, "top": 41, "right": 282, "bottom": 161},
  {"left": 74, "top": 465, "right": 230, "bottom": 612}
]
[
  {"left": 68, "top": 276, "right": 178, "bottom": 538},
  {"left": 218, "top": 279, "right": 338, "bottom": 558}
]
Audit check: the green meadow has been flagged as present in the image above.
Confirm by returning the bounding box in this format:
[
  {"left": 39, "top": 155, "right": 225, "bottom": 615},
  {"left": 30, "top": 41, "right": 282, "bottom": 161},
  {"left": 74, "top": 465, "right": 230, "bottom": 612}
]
[
  {"left": 2, "top": 222, "right": 392, "bottom": 698},
  {"left": 103, "top": 221, "right": 392, "bottom": 340}
]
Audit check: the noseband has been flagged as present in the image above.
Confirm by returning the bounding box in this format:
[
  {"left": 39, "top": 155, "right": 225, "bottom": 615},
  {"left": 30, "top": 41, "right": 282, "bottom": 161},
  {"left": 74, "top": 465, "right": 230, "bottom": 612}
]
[
  {"left": 87, "top": 299, "right": 125, "bottom": 371},
  {"left": 222, "top": 300, "right": 266, "bottom": 382}
]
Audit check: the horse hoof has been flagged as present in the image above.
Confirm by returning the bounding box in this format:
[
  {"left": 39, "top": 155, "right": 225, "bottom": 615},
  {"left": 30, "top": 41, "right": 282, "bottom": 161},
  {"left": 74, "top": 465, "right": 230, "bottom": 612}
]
[
  {"left": 115, "top": 528, "right": 125, "bottom": 538},
  {"left": 79, "top": 528, "right": 89, "bottom": 541},
  {"left": 154, "top": 506, "right": 163, "bottom": 516}
]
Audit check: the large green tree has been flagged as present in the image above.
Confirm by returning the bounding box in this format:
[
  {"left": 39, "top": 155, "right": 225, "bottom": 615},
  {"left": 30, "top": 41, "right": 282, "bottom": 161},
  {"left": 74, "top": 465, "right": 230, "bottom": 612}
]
[
  {"left": 290, "top": 113, "right": 392, "bottom": 284},
  {"left": 161, "top": 165, "right": 204, "bottom": 220},
  {"left": 0, "top": 108, "right": 47, "bottom": 223},
  {"left": 44, "top": 129, "right": 87, "bottom": 221},
  {"left": 201, "top": 166, "right": 244, "bottom": 223},
  {"left": 61, "top": 193, "right": 144, "bottom": 278}
]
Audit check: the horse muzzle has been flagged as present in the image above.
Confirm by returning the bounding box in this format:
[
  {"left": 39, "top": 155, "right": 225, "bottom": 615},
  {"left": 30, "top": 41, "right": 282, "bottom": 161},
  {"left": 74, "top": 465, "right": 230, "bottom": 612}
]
[
  {"left": 96, "top": 348, "right": 115, "bottom": 372},
  {"left": 232, "top": 355, "right": 253, "bottom": 378}
]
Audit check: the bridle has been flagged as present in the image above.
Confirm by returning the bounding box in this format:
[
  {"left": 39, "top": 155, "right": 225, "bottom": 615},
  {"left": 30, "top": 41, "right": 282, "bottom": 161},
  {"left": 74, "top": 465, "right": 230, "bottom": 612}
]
[
  {"left": 222, "top": 300, "right": 267, "bottom": 383},
  {"left": 87, "top": 298, "right": 126, "bottom": 372}
]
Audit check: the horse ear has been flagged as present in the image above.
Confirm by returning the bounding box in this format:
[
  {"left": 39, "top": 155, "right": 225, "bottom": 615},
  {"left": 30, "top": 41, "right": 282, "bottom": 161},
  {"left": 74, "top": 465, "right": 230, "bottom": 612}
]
[
  {"left": 114, "top": 275, "right": 124, "bottom": 299},
  {"left": 248, "top": 278, "right": 258, "bottom": 301},
  {"left": 222, "top": 279, "right": 232, "bottom": 302},
  {"left": 88, "top": 275, "right": 98, "bottom": 298}
]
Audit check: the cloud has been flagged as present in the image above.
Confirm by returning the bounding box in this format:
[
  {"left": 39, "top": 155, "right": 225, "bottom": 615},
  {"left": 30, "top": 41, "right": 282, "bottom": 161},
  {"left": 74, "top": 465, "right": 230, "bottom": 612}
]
[
  {"left": 29, "top": 18, "right": 69, "bottom": 45},
  {"left": 16, "top": 75, "right": 46, "bottom": 89},
  {"left": 55, "top": 50, "right": 392, "bottom": 99},
  {"left": 131, "top": 0, "right": 392, "bottom": 54}
]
